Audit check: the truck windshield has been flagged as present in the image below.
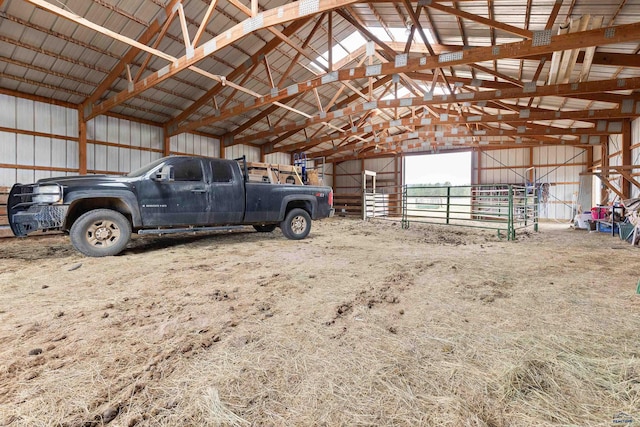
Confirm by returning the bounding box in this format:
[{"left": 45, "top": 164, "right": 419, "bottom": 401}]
[{"left": 127, "top": 158, "right": 167, "bottom": 177}]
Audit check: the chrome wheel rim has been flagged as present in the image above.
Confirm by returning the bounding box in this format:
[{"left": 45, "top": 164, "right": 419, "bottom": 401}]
[
  {"left": 86, "top": 220, "right": 121, "bottom": 247},
  {"left": 291, "top": 215, "right": 307, "bottom": 235}
]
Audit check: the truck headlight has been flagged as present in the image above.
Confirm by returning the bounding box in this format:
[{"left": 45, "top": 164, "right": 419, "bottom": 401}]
[{"left": 33, "top": 185, "right": 62, "bottom": 204}]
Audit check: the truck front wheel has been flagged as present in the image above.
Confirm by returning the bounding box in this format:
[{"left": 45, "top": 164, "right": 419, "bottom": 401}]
[
  {"left": 70, "top": 209, "right": 132, "bottom": 257},
  {"left": 281, "top": 208, "right": 311, "bottom": 240}
]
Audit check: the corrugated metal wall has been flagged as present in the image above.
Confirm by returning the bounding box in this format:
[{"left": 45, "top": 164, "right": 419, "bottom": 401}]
[
  {"left": 0, "top": 94, "right": 78, "bottom": 186},
  {"left": 224, "top": 144, "right": 260, "bottom": 162},
  {"left": 170, "top": 132, "right": 220, "bottom": 158},
  {"left": 0, "top": 93, "right": 221, "bottom": 187},
  {"left": 478, "top": 148, "right": 528, "bottom": 185},
  {"left": 333, "top": 156, "right": 401, "bottom": 194},
  {"left": 535, "top": 146, "right": 586, "bottom": 220},
  {"left": 474, "top": 146, "right": 588, "bottom": 220},
  {"left": 323, "top": 162, "right": 334, "bottom": 188},
  {"left": 334, "top": 159, "right": 361, "bottom": 194},
  {"left": 87, "top": 115, "right": 164, "bottom": 174},
  {"left": 264, "top": 152, "right": 290, "bottom": 165},
  {"left": 364, "top": 157, "right": 401, "bottom": 194}
]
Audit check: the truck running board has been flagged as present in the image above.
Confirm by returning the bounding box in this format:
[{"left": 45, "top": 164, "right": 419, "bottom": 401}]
[{"left": 138, "top": 225, "right": 246, "bottom": 235}]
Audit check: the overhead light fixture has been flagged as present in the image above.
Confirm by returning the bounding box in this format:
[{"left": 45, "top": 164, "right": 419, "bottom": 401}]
[{"left": 405, "top": 19, "right": 413, "bottom": 36}]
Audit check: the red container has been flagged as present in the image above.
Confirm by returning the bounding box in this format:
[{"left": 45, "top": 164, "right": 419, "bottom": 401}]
[{"left": 591, "top": 207, "right": 607, "bottom": 219}]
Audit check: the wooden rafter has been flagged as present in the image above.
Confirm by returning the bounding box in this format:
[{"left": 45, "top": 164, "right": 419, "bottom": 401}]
[
  {"left": 236, "top": 104, "right": 637, "bottom": 148},
  {"left": 424, "top": 1, "right": 533, "bottom": 39},
  {"left": 174, "top": 20, "right": 640, "bottom": 134},
  {"left": 56, "top": 0, "right": 363, "bottom": 120},
  {"left": 167, "top": 17, "right": 312, "bottom": 132},
  {"left": 271, "top": 117, "right": 621, "bottom": 154},
  {"left": 192, "top": 0, "right": 218, "bottom": 47},
  {"left": 7, "top": 0, "right": 640, "bottom": 162}
]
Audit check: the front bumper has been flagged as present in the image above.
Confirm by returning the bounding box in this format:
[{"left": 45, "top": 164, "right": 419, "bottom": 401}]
[{"left": 10, "top": 205, "right": 68, "bottom": 236}]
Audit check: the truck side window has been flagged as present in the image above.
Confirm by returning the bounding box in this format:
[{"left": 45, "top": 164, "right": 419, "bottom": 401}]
[
  {"left": 211, "top": 163, "right": 233, "bottom": 183},
  {"left": 172, "top": 159, "right": 203, "bottom": 181}
]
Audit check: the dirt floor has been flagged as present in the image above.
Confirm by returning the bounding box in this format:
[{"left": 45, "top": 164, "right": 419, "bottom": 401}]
[{"left": 0, "top": 218, "right": 639, "bottom": 426}]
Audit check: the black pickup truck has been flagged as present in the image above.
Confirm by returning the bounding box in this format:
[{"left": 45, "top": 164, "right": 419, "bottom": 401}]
[{"left": 8, "top": 156, "right": 334, "bottom": 257}]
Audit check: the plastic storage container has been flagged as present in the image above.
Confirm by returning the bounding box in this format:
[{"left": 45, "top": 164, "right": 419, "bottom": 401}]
[{"left": 591, "top": 206, "right": 608, "bottom": 220}]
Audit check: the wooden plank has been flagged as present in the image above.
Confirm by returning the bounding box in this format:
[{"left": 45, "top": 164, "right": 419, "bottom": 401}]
[
  {"left": 556, "top": 16, "right": 590, "bottom": 84},
  {"left": 0, "top": 186, "right": 9, "bottom": 228},
  {"left": 579, "top": 16, "right": 604, "bottom": 82},
  {"left": 245, "top": 162, "right": 304, "bottom": 185}
]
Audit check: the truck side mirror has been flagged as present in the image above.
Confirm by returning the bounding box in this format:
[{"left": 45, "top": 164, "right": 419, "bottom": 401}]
[{"left": 153, "top": 165, "right": 173, "bottom": 182}]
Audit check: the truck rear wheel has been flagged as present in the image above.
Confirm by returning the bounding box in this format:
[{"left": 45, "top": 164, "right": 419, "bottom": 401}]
[
  {"left": 70, "top": 209, "right": 131, "bottom": 257},
  {"left": 253, "top": 224, "right": 277, "bottom": 233},
  {"left": 281, "top": 208, "right": 311, "bottom": 240}
]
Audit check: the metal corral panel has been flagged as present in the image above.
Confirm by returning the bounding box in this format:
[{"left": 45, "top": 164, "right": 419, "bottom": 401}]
[{"left": 225, "top": 145, "right": 260, "bottom": 162}]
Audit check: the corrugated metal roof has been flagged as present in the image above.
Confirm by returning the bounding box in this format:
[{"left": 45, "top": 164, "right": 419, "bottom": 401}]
[{"left": 1, "top": 0, "right": 640, "bottom": 160}]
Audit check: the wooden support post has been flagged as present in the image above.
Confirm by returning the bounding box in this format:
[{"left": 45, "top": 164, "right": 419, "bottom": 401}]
[
  {"left": 476, "top": 148, "right": 482, "bottom": 185},
  {"left": 586, "top": 144, "right": 594, "bottom": 171},
  {"left": 78, "top": 107, "right": 87, "bottom": 174},
  {"left": 622, "top": 118, "right": 632, "bottom": 199},
  {"left": 600, "top": 142, "right": 609, "bottom": 205},
  {"left": 528, "top": 146, "right": 534, "bottom": 183},
  {"left": 163, "top": 127, "right": 171, "bottom": 157},
  {"left": 328, "top": 12, "right": 333, "bottom": 71}
]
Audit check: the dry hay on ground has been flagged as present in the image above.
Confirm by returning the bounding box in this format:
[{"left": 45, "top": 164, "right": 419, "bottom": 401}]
[{"left": 0, "top": 218, "right": 639, "bottom": 426}]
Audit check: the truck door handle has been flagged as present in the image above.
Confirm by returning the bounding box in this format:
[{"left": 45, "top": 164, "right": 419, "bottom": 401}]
[{"left": 191, "top": 188, "right": 207, "bottom": 193}]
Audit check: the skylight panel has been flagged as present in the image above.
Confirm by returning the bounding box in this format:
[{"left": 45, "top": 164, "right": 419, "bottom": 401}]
[
  {"left": 309, "top": 26, "right": 433, "bottom": 72},
  {"left": 381, "top": 86, "right": 412, "bottom": 101}
]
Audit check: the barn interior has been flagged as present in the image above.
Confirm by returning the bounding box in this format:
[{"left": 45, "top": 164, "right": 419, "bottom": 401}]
[{"left": 1, "top": 0, "right": 640, "bottom": 425}]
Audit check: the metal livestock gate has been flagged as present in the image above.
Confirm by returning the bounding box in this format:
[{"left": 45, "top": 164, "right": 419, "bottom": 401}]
[{"left": 363, "top": 183, "right": 538, "bottom": 240}]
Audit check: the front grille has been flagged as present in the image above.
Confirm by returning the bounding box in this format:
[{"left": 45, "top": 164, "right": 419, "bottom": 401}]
[
  {"left": 11, "top": 184, "right": 36, "bottom": 207},
  {"left": 34, "top": 205, "right": 67, "bottom": 228}
]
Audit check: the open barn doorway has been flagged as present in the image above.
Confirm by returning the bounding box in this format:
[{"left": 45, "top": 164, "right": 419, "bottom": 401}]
[{"left": 404, "top": 151, "right": 472, "bottom": 186}]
